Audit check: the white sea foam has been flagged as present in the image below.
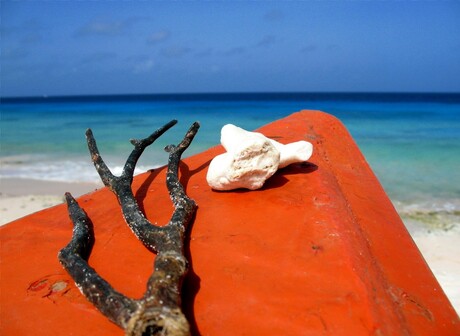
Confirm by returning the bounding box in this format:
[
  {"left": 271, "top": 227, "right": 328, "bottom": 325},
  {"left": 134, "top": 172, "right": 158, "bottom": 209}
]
[
  {"left": 394, "top": 199, "right": 460, "bottom": 235},
  {"left": 0, "top": 155, "right": 159, "bottom": 183}
]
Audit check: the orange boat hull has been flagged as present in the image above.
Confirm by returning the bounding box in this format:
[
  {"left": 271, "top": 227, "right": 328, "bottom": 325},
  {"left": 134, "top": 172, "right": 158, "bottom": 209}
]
[{"left": 1, "top": 111, "right": 458, "bottom": 335}]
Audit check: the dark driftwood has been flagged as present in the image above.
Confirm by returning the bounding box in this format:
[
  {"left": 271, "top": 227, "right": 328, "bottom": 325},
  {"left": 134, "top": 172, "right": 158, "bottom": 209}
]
[{"left": 58, "top": 121, "right": 200, "bottom": 336}]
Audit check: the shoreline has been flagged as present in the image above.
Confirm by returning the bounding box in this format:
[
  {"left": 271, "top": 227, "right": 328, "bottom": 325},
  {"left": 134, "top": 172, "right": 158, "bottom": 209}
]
[
  {"left": 0, "top": 177, "right": 458, "bottom": 314},
  {"left": 0, "top": 177, "right": 102, "bottom": 198},
  {"left": 0, "top": 178, "right": 101, "bottom": 225}
]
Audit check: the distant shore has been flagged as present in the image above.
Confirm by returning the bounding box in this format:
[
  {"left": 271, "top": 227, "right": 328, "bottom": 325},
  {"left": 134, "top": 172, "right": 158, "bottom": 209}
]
[{"left": 0, "top": 177, "right": 458, "bottom": 314}]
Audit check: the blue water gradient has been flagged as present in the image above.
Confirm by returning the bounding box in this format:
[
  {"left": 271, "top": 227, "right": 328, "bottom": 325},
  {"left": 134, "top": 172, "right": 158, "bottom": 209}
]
[{"left": 1, "top": 93, "right": 459, "bottom": 228}]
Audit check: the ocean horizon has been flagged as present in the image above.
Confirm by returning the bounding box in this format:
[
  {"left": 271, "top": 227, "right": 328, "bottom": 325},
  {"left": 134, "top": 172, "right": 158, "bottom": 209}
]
[
  {"left": 3, "top": 91, "right": 460, "bottom": 103},
  {"left": 1, "top": 92, "right": 459, "bottom": 232}
]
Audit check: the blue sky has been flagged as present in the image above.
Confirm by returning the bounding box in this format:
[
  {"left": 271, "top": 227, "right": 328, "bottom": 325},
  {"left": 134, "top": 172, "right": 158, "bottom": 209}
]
[{"left": 2, "top": 1, "right": 460, "bottom": 97}]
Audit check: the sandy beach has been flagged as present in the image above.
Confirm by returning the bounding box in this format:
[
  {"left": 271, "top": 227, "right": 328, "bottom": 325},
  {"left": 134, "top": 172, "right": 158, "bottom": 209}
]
[
  {"left": 0, "top": 178, "right": 101, "bottom": 225},
  {"left": 1, "top": 177, "right": 458, "bottom": 315}
]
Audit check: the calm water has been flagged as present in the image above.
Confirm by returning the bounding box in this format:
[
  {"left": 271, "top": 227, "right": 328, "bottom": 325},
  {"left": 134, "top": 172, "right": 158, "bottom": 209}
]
[{"left": 1, "top": 93, "right": 459, "bottom": 231}]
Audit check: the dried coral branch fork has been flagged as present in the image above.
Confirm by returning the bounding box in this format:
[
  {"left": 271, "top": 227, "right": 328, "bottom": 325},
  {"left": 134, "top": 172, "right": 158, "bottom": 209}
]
[
  {"left": 0, "top": 111, "right": 458, "bottom": 336},
  {"left": 59, "top": 120, "right": 200, "bottom": 336}
]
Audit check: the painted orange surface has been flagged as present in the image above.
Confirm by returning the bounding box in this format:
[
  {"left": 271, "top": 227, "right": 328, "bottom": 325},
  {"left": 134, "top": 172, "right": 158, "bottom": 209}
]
[{"left": 1, "top": 111, "right": 458, "bottom": 335}]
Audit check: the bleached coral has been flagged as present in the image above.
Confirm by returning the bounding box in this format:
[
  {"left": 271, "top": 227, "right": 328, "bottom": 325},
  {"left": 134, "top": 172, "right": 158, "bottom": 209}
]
[{"left": 206, "top": 124, "right": 313, "bottom": 191}]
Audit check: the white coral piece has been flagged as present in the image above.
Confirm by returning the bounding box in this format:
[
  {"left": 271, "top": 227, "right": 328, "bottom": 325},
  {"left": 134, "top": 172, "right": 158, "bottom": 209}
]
[{"left": 206, "top": 124, "right": 313, "bottom": 191}]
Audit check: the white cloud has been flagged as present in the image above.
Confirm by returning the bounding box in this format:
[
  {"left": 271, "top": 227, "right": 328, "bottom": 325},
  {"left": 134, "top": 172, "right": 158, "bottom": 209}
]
[
  {"left": 75, "top": 17, "right": 146, "bottom": 37},
  {"left": 147, "top": 30, "right": 170, "bottom": 44},
  {"left": 77, "top": 21, "right": 125, "bottom": 36},
  {"left": 133, "top": 58, "right": 155, "bottom": 73}
]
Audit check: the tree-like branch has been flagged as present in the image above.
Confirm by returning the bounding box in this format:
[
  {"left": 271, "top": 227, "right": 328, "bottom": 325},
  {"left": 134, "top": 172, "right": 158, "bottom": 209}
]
[
  {"left": 59, "top": 121, "right": 200, "bottom": 336},
  {"left": 85, "top": 120, "right": 179, "bottom": 252},
  {"left": 58, "top": 193, "right": 138, "bottom": 329}
]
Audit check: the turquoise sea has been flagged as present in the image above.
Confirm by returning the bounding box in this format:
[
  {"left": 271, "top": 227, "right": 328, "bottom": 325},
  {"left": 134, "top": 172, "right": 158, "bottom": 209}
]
[{"left": 1, "top": 93, "right": 459, "bottom": 231}]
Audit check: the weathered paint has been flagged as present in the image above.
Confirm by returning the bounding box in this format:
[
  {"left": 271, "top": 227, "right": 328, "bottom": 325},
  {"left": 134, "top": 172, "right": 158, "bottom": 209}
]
[{"left": 1, "top": 111, "right": 458, "bottom": 335}]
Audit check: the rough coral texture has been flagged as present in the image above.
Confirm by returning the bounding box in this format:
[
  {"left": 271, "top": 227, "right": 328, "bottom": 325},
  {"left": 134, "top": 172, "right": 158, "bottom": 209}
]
[{"left": 206, "top": 124, "right": 313, "bottom": 190}]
